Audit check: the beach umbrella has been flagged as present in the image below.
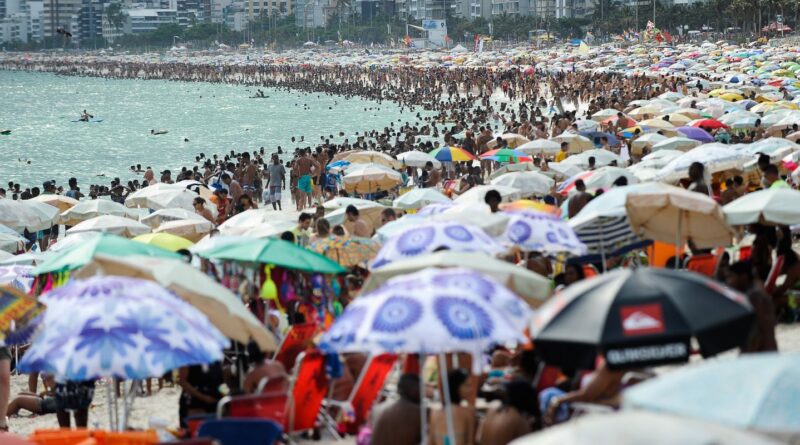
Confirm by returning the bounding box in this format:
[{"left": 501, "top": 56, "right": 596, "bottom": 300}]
[
  {"left": 0, "top": 225, "right": 27, "bottom": 253},
  {"left": 59, "top": 200, "right": 129, "bottom": 226},
  {"left": 629, "top": 105, "right": 664, "bottom": 119},
  {"left": 490, "top": 171, "right": 554, "bottom": 197},
  {"left": 579, "top": 131, "right": 620, "bottom": 147},
  {"left": 561, "top": 149, "right": 622, "bottom": 168},
  {"left": 125, "top": 184, "right": 196, "bottom": 211},
  {"left": 480, "top": 148, "right": 533, "bottom": 163},
  {"left": 66, "top": 215, "right": 150, "bottom": 239},
  {"left": 154, "top": 218, "right": 213, "bottom": 242},
  {"left": 73, "top": 255, "right": 276, "bottom": 351},
  {"left": 429, "top": 146, "right": 477, "bottom": 162},
  {"left": 744, "top": 137, "right": 800, "bottom": 161},
  {"left": 509, "top": 411, "right": 781, "bottom": 445},
  {"left": 623, "top": 353, "right": 800, "bottom": 437},
  {"left": 216, "top": 209, "right": 296, "bottom": 238},
  {"left": 0, "top": 285, "right": 45, "bottom": 342},
  {"left": 371, "top": 221, "right": 505, "bottom": 269},
  {"left": 723, "top": 188, "right": 800, "bottom": 226},
  {"left": 626, "top": 184, "right": 735, "bottom": 249},
  {"left": 550, "top": 133, "right": 594, "bottom": 152},
  {"left": 676, "top": 126, "right": 715, "bottom": 142},
  {"left": 341, "top": 151, "right": 401, "bottom": 169},
  {"left": 342, "top": 163, "right": 403, "bottom": 194},
  {"left": 651, "top": 136, "right": 702, "bottom": 152},
  {"left": 518, "top": 139, "right": 561, "bottom": 155},
  {"left": 18, "top": 275, "right": 227, "bottom": 385},
  {"left": 320, "top": 268, "right": 531, "bottom": 354},
  {"left": 322, "top": 197, "right": 379, "bottom": 211},
  {"left": 428, "top": 203, "right": 511, "bottom": 237},
  {"left": 690, "top": 118, "right": 728, "bottom": 129},
  {"left": 591, "top": 108, "right": 622, "bottom": 122},
  {"left": 133, "top": 232, "right": 194, "bottom": 252},
  {"left": 489, "top": 163, "right": 541, "bottom": 180},
  {"left": 504, "top": 211, "right": 587, "bottom": 256},
  {"left": 531, "top": 268, "right": 752, "bottom": 370},
  {"left": 558, "top": 167, "right": 639, "bottom": 195},
  {"left": 33, "top": 233, "right": 181, "bottom": 275},
  {"left": 393, "top": 188, "right": 451, "bottom": 210},
  {"left": 397, "top": 150, "right": 441, "bottom": 169},
  {"left": 453, "top": 185, "right": 521, "bottom": 205},
  {"left": 573, "top": 119, "right": 599, "bottom": 132},
  {"left": 654, "top": 144, "right": 749, "bottom": 182},
  {"left": 0, "top": 265, "right": 35, "bottom": 293},
  {"left": 309, "top": 236, "right": 380, "bottom": 268},
  {"left": 639, "top": 118, "right": 678, "bottom": 132},
  {"left": 488, "top": 133, "right": 531, "bottom": 149},
  {"left": 200, "top": 237, "right": 345, "bottom": 274},
  {"left": 140, "top": 208, "right": 212, "bottom": 228},
  {"left": 0, "top": 199, "right": 59, "bottom": 233},
  {"left": 630, "top": 133, "right": 668, "bottom": 152},
  {"left": 30, "top": 194, "right": 79, "bottom": 213},
  {"left": 362, "top": 251, "right": 551, "bottom": 308},
  {"left": 500, "top": 200, "right": 561, "bottom": 216}
]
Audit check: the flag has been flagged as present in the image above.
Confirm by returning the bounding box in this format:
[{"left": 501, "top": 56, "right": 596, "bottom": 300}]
[
  {"left": 663, "top": 31, "right": 673, "bottom": 42},
  {"left": 579, "top": 40, "right": 590, "bottom": 54}
]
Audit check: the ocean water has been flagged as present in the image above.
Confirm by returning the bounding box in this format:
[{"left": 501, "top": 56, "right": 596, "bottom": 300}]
[{"left": 0, "top": 70, "right": 422, "bottom": 189}]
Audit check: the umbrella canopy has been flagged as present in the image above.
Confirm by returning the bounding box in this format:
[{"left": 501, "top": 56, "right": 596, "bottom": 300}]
[
  {"left": 561, "top": 149, "right": 621, "bottom": 168},
  {"left": 0, "top": 285, "right": 45, "bottom": 342},
  {"left": 651, "top": 136, "right": 702, "bottom": 152},
  {"left": 371, "top": 221, "right": 505, "bottom": 269},
  {"left": 490, "top": 171, "right": 555, "bottom": 197},
  {"left": 133, "top": 233, "right": 194, "bottom": 252},
  {"left": 19, "top": 276, "right": 228, "bottom": 380},
  {"left": 591, "top": 108, "right": 622, "bottom": 122},
  {"left": 691, "top": 118, "right": 728, "bottom": 129},
  {"left": 342, "top": 163, "right": 403, "bottom": 194},
  {"left": 154, "top": 218, "right": 213, "bottom": 242},
  {"left": 0, "top": 199, "right": 59, "bottom": 232},
  {"left": 429, "top": 146, "right": 477, "bottom": 162},
  {"left": 60, "top": 200, "right": 129, "bottom": 226},
  {"left": 393, "top": 188, "right": 451, "bottom": 210},
  {"left": 510, "top": 411, "right": 781, "bottom": 445},
  {"left": 66, "top": 215, "right": 150, "bottom": 239},
  {"left": 216, "top": 209, "right": 295, "bottom": 238},
  {"left": 320, "top": 268, "right": 530, "bottom": 354},
  {"left": 397, "top": 150, "right": 441, "bottom": 169},
  {"left": 623, "top": 353, "right": 800, "bottom": 436},
  {"left": 140, "top": 208, "right": 210, "bottom": 228},
  {"left": 30, "top": 194, "right": 79, "bottom": 213},
  {"left": 630, "top": 133, "right": 668, "bottom": 152},
  {"left": 33, "top": 233, "right": 181, "bottom": 274},
  {"left": 723, "top": 188, "right": 800, "bottom": 226},
  {"left": 363, "top": 251, "right": 551, "bottom": 307},
  {"left": 480, "top": 148, "right": 532, "bottom": 163},
  {"left": 639, "top": 118, "right": 678, "bottom": 132},
  {"left": 0, "top": 226, "right": 27, "bottom": 253},
  {"left": 200, "top": 237, "right": 345, "bottom": 274},
  {"left": 341, "top": 151, "right": 401, "bottom": 169},
  {"left": 505, "top": 211, "right": 587, "bottom": 256},
  {"left": 654, "top": 144, "right": 749, "bottom": 182},
  {"left": 550, "top": 133, "right": 594, "bottom": 153},
  {"left": 309, "top": 236, "right": 380, "bottom": 268},
  {"left": 454, "top": 185, "right": 521, "bottom": 205},
  {"left": 74, "top": 255, "right": 276, "bottom": 351},
  {"left": 626, "top": 184, "right": 734, "bottom": 249},
  {"left": 322, "top": 197, "right": 378, "bottom": 211},
  {"left": 676, "top": 126, "right": 715, "bottom": 142},
  {"left": 531, "top": 268, "right": 753, "bottom": 370},
  {"left": 125, "top": 184, "right": 196, "bottom": 211},
  {"left": 518, "top": 139, "right": 562, "bottom": 155}
]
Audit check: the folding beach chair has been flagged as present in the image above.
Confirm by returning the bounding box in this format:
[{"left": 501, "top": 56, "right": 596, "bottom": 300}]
[
  {"left": 324, "top": 354, "right": 398, "bottom": 435},
  {"left": 197, "top": 419, "right": 282, "bottom": 445},
  {"left": 273, "top": 323, "right": 317, "bottom": 371},
  {"left": 685, "top": 253, "right": 719, "bottom": 277}
]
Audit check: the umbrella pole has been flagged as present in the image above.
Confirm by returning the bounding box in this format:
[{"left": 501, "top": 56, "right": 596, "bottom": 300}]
[
  {"left": 106, "top": 378, "right": 116, "bottom": 431},
  {"left": 675, "top": 209, "right": 682, "bottom": 270},
  {"left": 419, "top": 354, "right": 427, "bottom": 445},
  {"left": 437, "top": 353, "right": 457, "bottom": 445}
]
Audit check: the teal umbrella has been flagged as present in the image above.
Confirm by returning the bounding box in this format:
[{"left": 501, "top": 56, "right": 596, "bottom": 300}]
[
  {"left": 200, "top": 238, "right": 346, "bottom": 274},
  {"left": 33, "top": 233, "right": 181, "bottom": 275}
]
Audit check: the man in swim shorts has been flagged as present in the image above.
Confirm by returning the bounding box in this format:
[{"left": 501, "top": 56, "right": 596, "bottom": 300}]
[{"left": 292, "top": 149, "right": 319, "bottom": 211}]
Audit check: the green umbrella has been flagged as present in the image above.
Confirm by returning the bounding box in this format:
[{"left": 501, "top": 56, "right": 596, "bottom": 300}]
[
  {"left": 200, "top": 238, "right": 346, "bottom": 274},
  {"left": 33, "top": 233, "right": 182, "bottom": 275}
]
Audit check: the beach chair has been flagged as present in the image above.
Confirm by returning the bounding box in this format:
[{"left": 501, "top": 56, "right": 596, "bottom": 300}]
[
  {"left": 218, "top": 351, "right": 331, "bottom": 441},
  {"left": 325, "top": 353, "right": 398, "bottom": 434},
  {"left": 765, "top": 255, "right": 786, "bottom": 294},
  {"left": 684, "top": 253, "right": 718, "bottom": 277},
  {"left": 273, "top": 323, "right": 317, "bottom": 371},
  {"left": 197, "top": 419, "right": 282, "bottom": 445}
]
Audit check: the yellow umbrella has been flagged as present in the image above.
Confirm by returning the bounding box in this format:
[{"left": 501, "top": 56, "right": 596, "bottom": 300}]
[
  {"left": 133, "top": 232, "right": 194, "bottom": 252},
  {"left": 154, "top": 219, "right": 213, "bottom": 242},
  {"left": 657, "top": 113, "right": 692, "bottom": 126},
  {"left": 719, "top": 93, "right": 744, "bottom": 102},
  {"left": 30, "top": 195, "right": 79, "bottom": 213},
  {"left": 639, "top": 118, "right": 678, "bottom": 131}
]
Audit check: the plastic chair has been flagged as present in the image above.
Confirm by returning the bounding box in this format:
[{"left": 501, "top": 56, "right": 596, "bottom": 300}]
[
  {"left": 29, "top": 429, "right": 92, "bottom": 445},
  {"left": 197, "top": 419, "right": 282, "bottom": 445},
  {"left": 765, "top": 255, "right": 786, "bottom": 294},
  {"left": 221, "top": 391, "right": 289, "bottom": 425},
  {"left": 273, "top": 323, "right": 317, "bottom": 371},
  {"left": 685, "top": 253, "right": 719, "bottom": 277},
  {"left": 326, "top": 354, "right": 397, "bottom": 434},
  {"left": 92, "top": 431, "right": 159, "bottom": 445}
]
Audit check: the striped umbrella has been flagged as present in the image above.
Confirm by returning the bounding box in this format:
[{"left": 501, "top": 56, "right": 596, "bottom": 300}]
[
  {"left": 479, "top": 148, "right": 532, "bottom": 163},
  {"left": 429, "top": 146, "right": 476, "bottom": 162}
]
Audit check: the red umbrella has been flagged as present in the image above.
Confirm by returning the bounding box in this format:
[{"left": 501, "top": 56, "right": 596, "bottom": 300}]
[{"left": 691, "top": 119, "right": 728, "bottom": 130}]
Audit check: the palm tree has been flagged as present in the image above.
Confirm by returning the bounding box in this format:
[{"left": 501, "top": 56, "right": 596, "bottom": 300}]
[{"left": 105, "top": 2, "right": 125, "bottom": 33}]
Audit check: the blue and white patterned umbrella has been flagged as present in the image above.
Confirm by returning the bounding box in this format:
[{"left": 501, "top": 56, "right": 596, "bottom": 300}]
[
  {"left": 19, "top": 276, "right": 228, "bottom": 380},
  {"left": 504, "top": 211, "right": 588, "bottom": 256},
  {"left": 320, "top": 268, "right": 531, "bottom": 355},
  {"left": 0, "top": 265, "right": 35, "bottom": 293},
  {"left": 371, "top": 221, "right": 506, "bottom": 269}
]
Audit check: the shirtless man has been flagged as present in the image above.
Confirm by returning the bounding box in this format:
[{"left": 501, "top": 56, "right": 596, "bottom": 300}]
[
  {"left": 292, "top": 149, "right": 319, "bottom": 211},
  {"left": 567, "top": 179, "right": 591, "bottom": 218},
  {"left": 345, "top": 205, "right": 372, "bottom": 237}
]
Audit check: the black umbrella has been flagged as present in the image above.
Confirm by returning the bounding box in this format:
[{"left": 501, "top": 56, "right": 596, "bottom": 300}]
[{"left": 532, "top": 268, "right": 753, "bottom": 370}]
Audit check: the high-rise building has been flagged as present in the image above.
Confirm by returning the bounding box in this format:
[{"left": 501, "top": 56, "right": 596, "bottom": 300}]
[
  {"left": 28, "top": 0, "right": 44, "bottom": 41},
  {"left": 43, "top": 0, "right": 82, "bottom": 42}
]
